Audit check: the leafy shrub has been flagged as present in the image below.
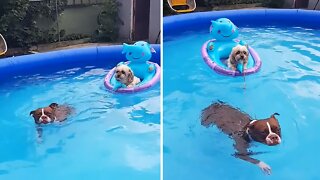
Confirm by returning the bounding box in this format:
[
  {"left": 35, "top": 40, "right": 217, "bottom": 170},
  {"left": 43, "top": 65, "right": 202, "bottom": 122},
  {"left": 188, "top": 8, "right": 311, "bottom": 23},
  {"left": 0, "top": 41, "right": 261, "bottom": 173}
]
[
  {"left": 262, "top": 0, "right": 285, "bottom": 8},
  {"left": 93, "top": 0, "right": 123, "bottom": 42},
  {"left": 62, "top": 33, "right": 91, "bottom": 41},
  {"left": 0, "top": 0, "right": 67, "bottom": 48}
]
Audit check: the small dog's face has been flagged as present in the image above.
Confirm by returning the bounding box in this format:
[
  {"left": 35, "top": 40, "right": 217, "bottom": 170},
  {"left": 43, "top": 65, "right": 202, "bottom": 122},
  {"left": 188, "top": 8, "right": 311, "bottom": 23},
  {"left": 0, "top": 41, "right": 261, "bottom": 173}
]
[
  {"left": 231, "top": 45, "right": 249, "bottom": 63},
  {"left": 115, "top": 64, "right": 134, "bottom": 85},
  {"left": 246, "top": 114, "right": 281, "bottom": 146},
  {"left": 30, "top": 103, "right": 58, "bottom": 124}
]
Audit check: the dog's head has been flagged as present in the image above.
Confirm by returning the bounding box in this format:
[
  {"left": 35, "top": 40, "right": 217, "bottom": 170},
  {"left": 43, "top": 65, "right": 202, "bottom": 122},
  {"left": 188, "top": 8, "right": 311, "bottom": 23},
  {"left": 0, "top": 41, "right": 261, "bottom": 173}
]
[
  {"left": 115, "top": 64, "right": 134, "bottom": 86},
  {"left": 231, "top": 45, "right": 249, "bottom": 63},
  {"left": 30, "top": 103, "right": 58, "bottom": 124},
  {"left": 246, "top": 113, "right": 281, "bottom": 146}
]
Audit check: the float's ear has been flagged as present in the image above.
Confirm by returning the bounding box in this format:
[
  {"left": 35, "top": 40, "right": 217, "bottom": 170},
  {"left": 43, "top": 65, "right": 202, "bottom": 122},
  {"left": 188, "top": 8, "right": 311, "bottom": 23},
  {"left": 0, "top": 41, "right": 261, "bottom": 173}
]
[
  {"left": 211, "top": 20, "right": 217, "bottom": 26},
  {"left": 150, "top": 47, "right": 156, "bottom": 53},
  {"left": 122, "top": 43, "right": 129, "bottom": 54}
]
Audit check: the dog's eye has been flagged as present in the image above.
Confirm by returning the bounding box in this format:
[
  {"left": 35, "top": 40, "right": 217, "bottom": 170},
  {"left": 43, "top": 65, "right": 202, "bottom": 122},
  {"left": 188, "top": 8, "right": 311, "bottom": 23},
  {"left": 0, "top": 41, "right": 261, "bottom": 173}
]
[
  {"left": 243, "top": 51, "right": 247, "bottom": 55},
  {"left": 116, "top": 70, "right": 119, "bottom": 73},
  {"left": 121, "top": 70, "right": 125, "bottom": 74},
  {"left": 272, "top": 127, "right": 279, "bottom": 133},
  {"left": 236, "top": 51, "right": 240, "bottom": 55}
]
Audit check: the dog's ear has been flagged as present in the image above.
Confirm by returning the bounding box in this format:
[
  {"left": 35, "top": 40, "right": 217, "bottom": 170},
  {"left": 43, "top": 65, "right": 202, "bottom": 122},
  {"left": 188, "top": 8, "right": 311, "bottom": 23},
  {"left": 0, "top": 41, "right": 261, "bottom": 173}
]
[
  {"left": 245, "top": 44, "right": 249, "bottom": 53},
  {"left": 231, "top": 47, "right": 237, "bottom": 60},
  {"left": 30, "top": 111, "right": 35, "bottom": 116},
  {"left": 127, "top": 69, "right": 134, "bottom": 83},
  {"left": 271, "top": 113, "right": 280, "bottom": 118},
  {"left": 49, "top": 103, "right": 58, "bottom": 109},
  {"left": 247, "top": 123, "right": 255, "bottom": 130}
]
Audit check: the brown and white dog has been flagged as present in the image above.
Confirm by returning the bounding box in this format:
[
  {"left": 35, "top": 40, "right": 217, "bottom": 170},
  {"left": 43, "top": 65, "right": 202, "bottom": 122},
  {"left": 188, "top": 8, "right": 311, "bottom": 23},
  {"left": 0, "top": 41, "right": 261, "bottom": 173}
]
[
  {"left": 30, "top": 103, "right": 73, "bottom": 124},
  {"left": 201, "top": 101, "right": 281, "bottom": 175},
  {"left": 227, "top": 45, "right": 249, "bottom": 71},
  {"left": 115, "top": 64, "right": 141, "bottom": 88}
]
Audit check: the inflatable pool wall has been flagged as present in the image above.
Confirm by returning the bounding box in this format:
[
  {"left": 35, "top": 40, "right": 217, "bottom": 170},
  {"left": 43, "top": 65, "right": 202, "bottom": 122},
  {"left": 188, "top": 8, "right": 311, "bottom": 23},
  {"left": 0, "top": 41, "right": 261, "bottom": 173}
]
[
  {"left": 0, "top": 45, "right": 160, "bottom": 82},
  {"left": 164, "top": 9, "right": 320, "bottom": 37}
]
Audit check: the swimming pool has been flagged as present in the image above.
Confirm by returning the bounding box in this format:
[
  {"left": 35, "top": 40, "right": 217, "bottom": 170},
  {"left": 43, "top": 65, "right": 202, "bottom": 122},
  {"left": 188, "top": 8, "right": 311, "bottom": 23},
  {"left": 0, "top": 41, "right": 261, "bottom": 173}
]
[
  {"left": 163, "top": 10, "right": 320, "bottom": 179},
  {"left": 0, "top": 46, "right": 160, "bottom": 179}
]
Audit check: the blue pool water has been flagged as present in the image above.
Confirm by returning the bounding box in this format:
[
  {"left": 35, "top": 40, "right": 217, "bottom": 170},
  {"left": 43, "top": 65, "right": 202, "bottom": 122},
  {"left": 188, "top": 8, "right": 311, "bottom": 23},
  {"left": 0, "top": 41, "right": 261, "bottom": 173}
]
[
  {"left": 0, "top": 66, "right": 160, "bottom": 179},
  {"left": 164, "top": 27, "right": 320, "bottom": 179}
]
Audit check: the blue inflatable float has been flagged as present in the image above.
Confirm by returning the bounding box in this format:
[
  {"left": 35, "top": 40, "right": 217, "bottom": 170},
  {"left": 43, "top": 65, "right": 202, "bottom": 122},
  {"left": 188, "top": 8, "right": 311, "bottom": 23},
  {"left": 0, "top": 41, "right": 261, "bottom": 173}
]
[
  {"left": 104, "top": 41, "right": 161, "bottom": 93},
  {"left": 201, "top": 18, "right": 262, "bottom": 76}
]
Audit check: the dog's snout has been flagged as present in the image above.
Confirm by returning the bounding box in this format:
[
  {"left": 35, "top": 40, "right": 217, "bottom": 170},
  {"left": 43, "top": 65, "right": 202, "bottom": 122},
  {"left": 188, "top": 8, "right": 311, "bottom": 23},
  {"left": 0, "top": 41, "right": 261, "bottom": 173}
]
[
  {"left": 240, "top": 55, "right": 244, "bottom": 59},
  {"left": 266, "top": 134, "right": 281, "bottom": 145},
  {"left": 270, "top": 135, "right": 278, "bottom": 141}
]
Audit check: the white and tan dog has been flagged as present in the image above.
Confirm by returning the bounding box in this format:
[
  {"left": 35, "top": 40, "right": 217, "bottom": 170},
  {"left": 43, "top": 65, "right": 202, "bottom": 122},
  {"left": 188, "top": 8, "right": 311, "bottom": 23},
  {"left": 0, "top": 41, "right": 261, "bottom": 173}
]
[
  {"left": 115, "top": 64, "right": 141, "bottom": 88},
  {"left": 227, "top": 45, "right": 249, "bottom": 71}
]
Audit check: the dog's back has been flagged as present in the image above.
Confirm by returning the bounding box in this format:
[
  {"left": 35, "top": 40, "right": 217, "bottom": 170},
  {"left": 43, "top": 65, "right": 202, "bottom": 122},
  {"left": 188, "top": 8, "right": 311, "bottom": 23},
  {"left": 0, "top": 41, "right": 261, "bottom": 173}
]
[
  {"left": 54, "top": 105, "right": 73, "bottom": 122},
  {"left": 201, "top": 101, "right": 252, "bottom": 136}
]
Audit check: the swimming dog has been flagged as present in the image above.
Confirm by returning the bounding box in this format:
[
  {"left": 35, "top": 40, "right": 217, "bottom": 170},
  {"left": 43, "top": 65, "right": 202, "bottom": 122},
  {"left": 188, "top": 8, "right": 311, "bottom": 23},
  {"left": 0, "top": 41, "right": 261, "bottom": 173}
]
[
  {"left": 30, "top": 103, "right": 73, "bottom": 124},
  {"left": 201, "top": 101, "right": 281, "bottom": 175}
]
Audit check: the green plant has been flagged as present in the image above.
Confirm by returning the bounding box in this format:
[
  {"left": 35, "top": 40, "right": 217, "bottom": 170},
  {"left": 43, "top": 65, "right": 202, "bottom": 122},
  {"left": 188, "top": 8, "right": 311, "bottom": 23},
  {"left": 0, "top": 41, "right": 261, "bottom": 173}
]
[
  {"left": 93, "top": 0, "right": 123, "bottom": 42},
  {"left": 0, "top": 0, "right": 67, "bottom": 48},
  {"left": 62, "top": 33, "right": 91, "bottom": 41},
  {"left": 262, "top": 0, "right": 285, "bottom": 8}
]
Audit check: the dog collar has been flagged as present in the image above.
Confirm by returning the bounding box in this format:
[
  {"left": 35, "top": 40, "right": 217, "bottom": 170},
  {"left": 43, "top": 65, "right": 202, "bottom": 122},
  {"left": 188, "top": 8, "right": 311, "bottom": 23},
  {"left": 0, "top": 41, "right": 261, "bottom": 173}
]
[{"left": 245, "top": 120, "right": 257, "bottom": 141}]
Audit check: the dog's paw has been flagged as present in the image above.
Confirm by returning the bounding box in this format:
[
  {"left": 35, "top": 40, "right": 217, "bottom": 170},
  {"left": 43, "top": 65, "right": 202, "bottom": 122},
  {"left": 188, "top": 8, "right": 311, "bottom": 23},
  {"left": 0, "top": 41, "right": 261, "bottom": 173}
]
[{"left": 257, "top": 161, "right": 271, "bottom": 175}]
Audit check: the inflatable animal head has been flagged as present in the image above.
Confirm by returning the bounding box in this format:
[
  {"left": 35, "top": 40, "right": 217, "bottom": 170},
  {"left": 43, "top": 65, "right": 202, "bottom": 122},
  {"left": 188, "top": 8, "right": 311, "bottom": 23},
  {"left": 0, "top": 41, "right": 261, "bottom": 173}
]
[
  {"left": 210, "top": 18, "right": 239, "bottom": 41},
  {"left": 122, "top": 41, "right": 156, "bottom": 63}
]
